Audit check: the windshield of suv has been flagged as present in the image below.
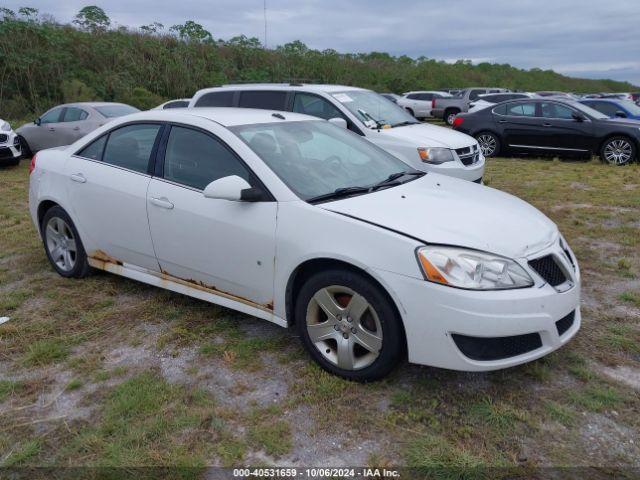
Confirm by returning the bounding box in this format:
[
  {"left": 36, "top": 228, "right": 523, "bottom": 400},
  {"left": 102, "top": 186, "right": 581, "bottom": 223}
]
[
  {"left": 231, "top": 120, "right": 420, "bottom": 202},
  {"left": 572, "top": 103, "right": 609, "bottom": 120},
  {"left": 95, "top": 105, "right": 140, "bottom": 118},
  {"left": 331, "top": 91, "right": 419, "bottom": 128}
]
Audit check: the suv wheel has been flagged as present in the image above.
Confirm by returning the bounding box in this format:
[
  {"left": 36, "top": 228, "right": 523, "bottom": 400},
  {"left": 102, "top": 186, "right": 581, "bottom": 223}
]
[
  {"left": 600, "top": 137, "right": 636, "bottom": 165},
  {"left": 41, "top": 206, "right": 91, "bottom": 278},
  {"left": 295, "top": 269, "right": 404, "bottom": 382}
]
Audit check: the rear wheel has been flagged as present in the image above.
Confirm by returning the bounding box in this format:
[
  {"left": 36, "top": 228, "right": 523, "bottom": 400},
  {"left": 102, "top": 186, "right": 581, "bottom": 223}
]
[
  {"left": 600, "top": 137, "right": 636, "bottom": 165},
  {"left": 445, "top": 109, "right": 460, "bottom": 126},
  {"left": 476, "top": 131, "right": 501, "bottom": 157},
  {"left": 295, "top": 269, "right": 404, "bottom": 382},
  {"left": 41, "top": 206, "right": 91, "bottom": 278}
]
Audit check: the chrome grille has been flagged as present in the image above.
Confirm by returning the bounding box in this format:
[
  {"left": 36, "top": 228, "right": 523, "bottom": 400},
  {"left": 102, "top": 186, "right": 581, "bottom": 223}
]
[{"left": 455, "top": 144, "right": 479, "bottom": 167}]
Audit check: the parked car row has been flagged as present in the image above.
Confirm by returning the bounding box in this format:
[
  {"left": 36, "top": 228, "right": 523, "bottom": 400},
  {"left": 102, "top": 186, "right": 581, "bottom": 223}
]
[{"left": 452, "top": 97, "right": 640, "bottom": 165}]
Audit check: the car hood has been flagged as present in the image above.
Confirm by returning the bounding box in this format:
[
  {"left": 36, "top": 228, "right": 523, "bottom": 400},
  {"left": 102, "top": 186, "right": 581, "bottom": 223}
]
[
  {"left": 379, "top": 123, "right": 476, "bottom": 149},
  {"left": 320, "top": 174, "right": 558, "bottom": 259}
]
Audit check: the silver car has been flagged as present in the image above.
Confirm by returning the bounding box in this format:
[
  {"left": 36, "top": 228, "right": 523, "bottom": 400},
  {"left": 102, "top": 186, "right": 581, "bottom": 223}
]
[{"left": 17, "top": 102, "right": 139, "bottom": 155}]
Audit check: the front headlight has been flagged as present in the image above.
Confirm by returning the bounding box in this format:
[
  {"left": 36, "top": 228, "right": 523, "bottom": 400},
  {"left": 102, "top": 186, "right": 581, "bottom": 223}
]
[
  {"left": 418, "top": 147, "right": 454, "bottom": 164},
  {"left": 416, "top": 246, "right": 534, "bottom": 290},
  {"left": 0, "top": 122, "right": 10, "bottom": 132}
]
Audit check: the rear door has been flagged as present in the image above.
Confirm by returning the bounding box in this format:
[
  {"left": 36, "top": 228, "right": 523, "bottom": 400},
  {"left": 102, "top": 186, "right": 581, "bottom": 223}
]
[
  {"left": 65, "top": 123, "right": 163, "bottom": 270},
  {"left": 497, "top": 101, "right": 542, "bottom": 148},
  {"left": 55, "top": 107, "right": 92, "bottom": 145}
]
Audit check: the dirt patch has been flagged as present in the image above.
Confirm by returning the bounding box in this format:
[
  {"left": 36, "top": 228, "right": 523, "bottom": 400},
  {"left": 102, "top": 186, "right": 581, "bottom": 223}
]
[
  {"left": 579, "top": 413, "right": 640, "bottom": 466},
  {"left": 597, "top": 364, "right": 640, "bottom": 391}
]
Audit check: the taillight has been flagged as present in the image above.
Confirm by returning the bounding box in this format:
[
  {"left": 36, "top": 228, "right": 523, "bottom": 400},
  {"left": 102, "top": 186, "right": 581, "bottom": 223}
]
[
  {"left": 452, "top": 117, "right": 464, "bottom": 128},
  {"left": 29, "top": 154, "right": 37, "bottom": 174}
]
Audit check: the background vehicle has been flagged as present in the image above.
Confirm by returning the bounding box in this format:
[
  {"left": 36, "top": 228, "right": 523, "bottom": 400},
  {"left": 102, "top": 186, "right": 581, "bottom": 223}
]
[
  {"left": 468, "top": 92, "right": 537, "bottom": 113},
  {"left": 453, "top": 98, "right": 640, "bottom": 165},
  {"left": 580, "top": 99, "right": 640, "bottom": 120},
  {"left": 29, "top": 108, "right": 580, "bottom": 380},
  {"left": 379, "top": 93, "right": 402, "bottom": 103},
  {"left": 432, "top": 87, "right": 510, "bottom": 125},
  {"left": 396, "top": 91, "right": 451, "bottom": 119},
  {"left": 0, "top": 118, "right": 22, "bottom": 166},
  {"left": 535, "top": 91, "right": 577, "bottom": 99},
  {"left": 152, "top": 99, "right": 191, "bottom": 110},
  {"left": 16, "top": 102, "right": 139, "bottom": 155},
  {"left": 189, "top": 84, "right": 485, "bottom": 182}
]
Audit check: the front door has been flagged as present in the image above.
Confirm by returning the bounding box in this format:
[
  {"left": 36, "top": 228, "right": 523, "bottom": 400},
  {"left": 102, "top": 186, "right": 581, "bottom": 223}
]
[
  {"left": 146, "top": 124, "right": 277, "bottom": 307},
  {"left": 537, "top": 102, "right": 593, "bottom": 153},
  {"left": 65, "top": 123, "right": 162, "bottom": 271}
]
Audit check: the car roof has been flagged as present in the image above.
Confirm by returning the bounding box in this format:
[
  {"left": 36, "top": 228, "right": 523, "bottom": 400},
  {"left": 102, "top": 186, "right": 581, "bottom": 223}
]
[
  {"left": 119, "top": 107, "right": 320, "bottom": 127},
  {"left": 60, "top": 102, "right": 133, "bottom": 108},
  {"left": 201, "top": 83, "right": 368, "bottom": 93}
]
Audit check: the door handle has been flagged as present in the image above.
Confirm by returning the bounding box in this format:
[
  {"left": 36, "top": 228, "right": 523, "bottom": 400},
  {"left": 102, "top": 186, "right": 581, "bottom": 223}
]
[
  {"left": 73, "top": 126, "right": 80, "bottom": 131},
  {"left": 498, "top": 119, "right": 507, "bottom": 123},
  {"left": 150, "top": 197, "right": 174, "bottom": 209},
  {"left": 542, "top": 123, "right": 553, "bottom": 127},
  {"left": 70, "top": 173, "right": 86, "bottom": 183},
  {"left": 48, "top": 127, "right": 55, "bottom": 131}
]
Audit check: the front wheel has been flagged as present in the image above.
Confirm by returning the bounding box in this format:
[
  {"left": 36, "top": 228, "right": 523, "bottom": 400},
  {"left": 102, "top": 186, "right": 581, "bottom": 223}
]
[
  {"left": 18, "top": 136, "right": 32, "bottom": 159},
  {"left": 476, "top": 132, "right": 501, "bottom": 157},
  {"left": 295, "top": 269, "right": 404, "bottom": 382},
  {"left": 600, "top": 137, "right": 636, "bottom": 165},
  {"left": 41, "top": 206, "right": 91, "bottom": 278}
]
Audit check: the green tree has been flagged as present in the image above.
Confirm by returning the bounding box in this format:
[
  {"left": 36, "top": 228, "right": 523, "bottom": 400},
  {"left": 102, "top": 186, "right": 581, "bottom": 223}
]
[
  {"left": 140, "top": 22, "right": 163, "bottom": 34},
  {"left": 73, "top": 6, "right": 110, "bottom": 32},
  {"left": 170, "top": 20, "right": 212, "bottom": 42}
]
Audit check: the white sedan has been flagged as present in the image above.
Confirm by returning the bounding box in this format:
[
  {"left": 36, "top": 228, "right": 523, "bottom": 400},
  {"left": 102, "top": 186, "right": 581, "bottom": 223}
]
[
  {"left": 29, "top": 108, "right": 580, "bottom": 381},
  {"left": 0, "top": 118, "right": 23, "bottom": 165}
]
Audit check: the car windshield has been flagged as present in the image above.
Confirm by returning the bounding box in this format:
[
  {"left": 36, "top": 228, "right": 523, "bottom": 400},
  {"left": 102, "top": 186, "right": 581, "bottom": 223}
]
[
  {"left": 95, "top": 105, "right": 140, "bottom": 118},
  {"left": 231, "top": 120, "right": 419, "bottom": 202},
  {"left": 330, "top": 91, "right": 419, "bottom": 128},
  {"left": 572, "top": 103, "right": 609, "bottom": 120}
]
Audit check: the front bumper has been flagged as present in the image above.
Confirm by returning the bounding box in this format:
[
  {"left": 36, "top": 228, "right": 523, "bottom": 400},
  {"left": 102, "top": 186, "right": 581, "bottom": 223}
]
[
  {"left": 0, "top": 134, "right": 22, "bottom": 163},
  {"left": 375, "top": 242, "right": 581, "bottom": 371}
]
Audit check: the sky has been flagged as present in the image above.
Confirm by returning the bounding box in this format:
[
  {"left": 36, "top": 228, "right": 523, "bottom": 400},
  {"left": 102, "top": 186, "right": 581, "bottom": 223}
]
[{"left": 5, "top": 0, "right": 640, "bottom": 86}]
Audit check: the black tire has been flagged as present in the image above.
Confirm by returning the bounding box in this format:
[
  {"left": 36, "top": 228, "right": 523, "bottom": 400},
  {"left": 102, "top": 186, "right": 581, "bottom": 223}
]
[
  {"left": 475, "top": 131, "right": 501, "bottom": 158},
  {"left": 41, "top": 206, "right": 91, "bottom": 278},
  {"left": 444, "top": 109, "right": 460, "bottom": 126},
  {"left": 4, "top": 157, "right": 20, "bottom": 167},
  {"left": 295, "top": 268, "right": 404, "bottom": 382},
  {"left": 18, "top": 136, "right": 32, "bottom": 159},
  {"left": 600, "top": 136, "right": 636, "bottom": 166}
]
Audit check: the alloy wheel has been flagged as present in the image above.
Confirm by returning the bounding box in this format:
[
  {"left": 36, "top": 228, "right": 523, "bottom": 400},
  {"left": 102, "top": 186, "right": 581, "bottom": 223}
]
[
  {"left": 305, "top": 285, "right": 383, "bottom": 371},
  {"left": 477, "top": 134, "right": 497, "bottom": 156},
  {"left": 603, "top": 139, "right": 633, "bottom": 165},
  {"left": 447, "top": 113, "right": 457, "bottom": 125},
  {"left": 45, "top": 216, "right": 77, "bottom": 272}
]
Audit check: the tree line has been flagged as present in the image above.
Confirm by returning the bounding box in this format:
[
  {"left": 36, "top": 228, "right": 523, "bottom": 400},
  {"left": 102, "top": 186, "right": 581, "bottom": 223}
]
[{"left": 0, "top": 6, "right": 636, "bottom": 120}]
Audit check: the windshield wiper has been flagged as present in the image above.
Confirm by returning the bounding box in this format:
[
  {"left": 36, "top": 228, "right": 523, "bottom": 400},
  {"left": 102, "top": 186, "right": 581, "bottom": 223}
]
[
  {"left": 307, "top": 186, "right": 372, "bottom": 204},
  {"left": 370, "top": 171, "right": 425, "bottom": 191},
  {"left": 390, "top": 120, "right": 420, "bottom": 128},
  {"left": 357, "top": 109, "right": 387, "bottom": 129}
]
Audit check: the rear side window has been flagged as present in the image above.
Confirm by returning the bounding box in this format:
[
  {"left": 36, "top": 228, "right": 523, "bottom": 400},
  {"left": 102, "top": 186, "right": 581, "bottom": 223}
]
[
  {"left": 292, "top": 93, "right": 344, "bottom": 120},
  {"left": 238, "top": 91, "right": 287, "bottom": 111},
  {"left": 194, "top": 91, "right": 235, "bottom": 107},
  {"left": 77, "top": 135, "right": 107, "bottom": 160},
  {"left": 163, "top": 100, "right": 189, "bottom": 109},
  {"left": 102, "top": 124, "right": 161, "bottom": 174},
  {"left": 162, "top": 126, "right": 251, "bottom": 190},
  {"left": 63, "top": 107, "right": 88, "bottom": 122},
  {"left": 506, "top": 102, "right": 537, "bottom": 117}
]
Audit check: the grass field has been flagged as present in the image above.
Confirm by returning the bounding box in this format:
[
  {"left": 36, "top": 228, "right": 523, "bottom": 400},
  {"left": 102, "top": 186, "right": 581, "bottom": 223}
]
[{"left": 0, "top": 156, "right": 639, "bottom": 477}]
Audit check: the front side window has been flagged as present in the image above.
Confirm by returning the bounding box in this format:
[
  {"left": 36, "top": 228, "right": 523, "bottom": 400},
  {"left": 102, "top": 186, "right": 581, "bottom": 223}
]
[
  {"left": 469, "top": 90, "right": 486, "bottom": 100},
  {"left": 102, "top": 124, "right": 161, "bottom": 173},
  {"left": 194, "top": 91, "right": 235, "bottom": 108},
  {"left": 331, "top": 90, "right": 418, "bottom": 128},
  {"left": 506, "top": 102, "right": 537, "bottom": 117},
  {"left": 40, "top": 107, "right": 63, "bottom": 124},
  {"left": 540, "top": 103, "right": 575, "bottom": 119},
  {"left": 238, "top": 91, "right": 287, "bottom": 111},
  {"left": 63, "top": 107, "right": 88, "bottom": 122},
  {"left": 293, "top": 93, "right": 345, "bottom": 121},
  {"left": 162, "top": 126, "right": 251, "bottom": 190},
  {"left": 231, "top": 120, "right": 412, "bottom": 201}
]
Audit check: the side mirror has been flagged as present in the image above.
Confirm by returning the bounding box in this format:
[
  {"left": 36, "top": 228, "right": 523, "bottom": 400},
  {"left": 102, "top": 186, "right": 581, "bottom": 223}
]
[
  {"left": 203, "top": 175, "right": 264, "bottom": 202},
  {"left": 615, "top": 110, "right": 627, "bottom": 118},
  {"left": 328, "top": 117, "right": 348, "bottom": 129},
  {"left": 572, "top": 112, "right": 586, "bottom": 122},
  {"left": 34, "top": 118, "right": 41, "bottom": 126}
]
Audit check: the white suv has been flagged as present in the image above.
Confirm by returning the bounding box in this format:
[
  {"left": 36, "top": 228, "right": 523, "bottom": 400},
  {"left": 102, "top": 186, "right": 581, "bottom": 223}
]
[
  {"left": 396, "top": 91, "right": 452, "bottom": 119},
  {"left": 189, "top": 84, "right": 485, "bottom": 183}
]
